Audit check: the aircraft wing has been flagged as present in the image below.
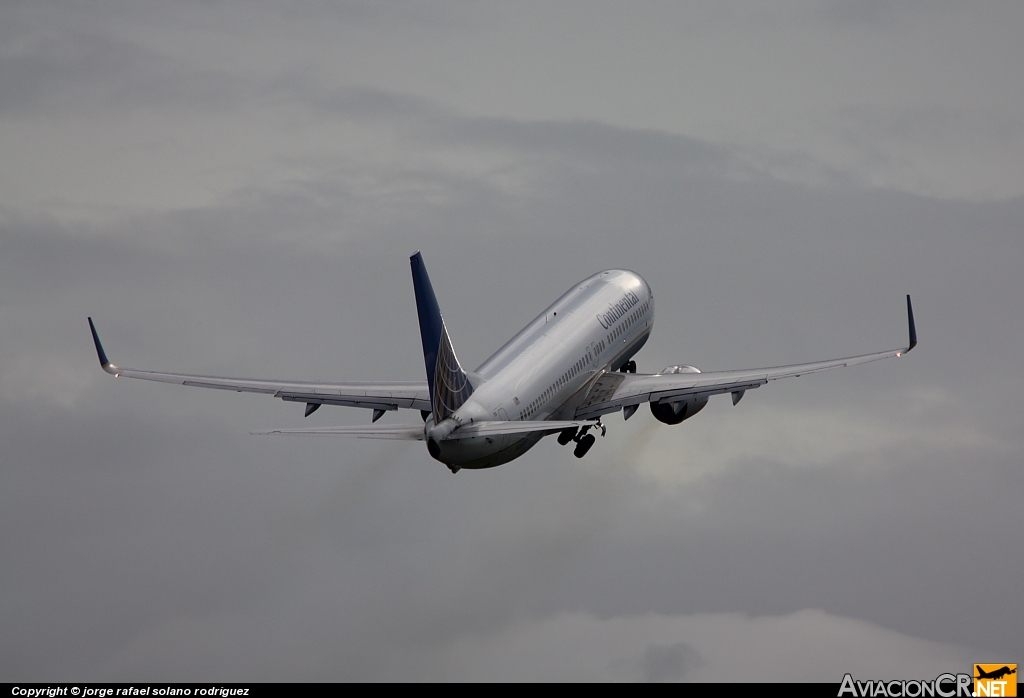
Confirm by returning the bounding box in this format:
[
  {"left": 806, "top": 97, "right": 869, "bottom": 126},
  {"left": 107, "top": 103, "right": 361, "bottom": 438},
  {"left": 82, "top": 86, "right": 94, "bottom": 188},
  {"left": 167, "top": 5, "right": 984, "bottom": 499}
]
[
  {"left": 88, "top": 318, "right": 431, "bottom": 414},
  {"left": 575, "top": 295, "right": 917, "bottom": 420}
]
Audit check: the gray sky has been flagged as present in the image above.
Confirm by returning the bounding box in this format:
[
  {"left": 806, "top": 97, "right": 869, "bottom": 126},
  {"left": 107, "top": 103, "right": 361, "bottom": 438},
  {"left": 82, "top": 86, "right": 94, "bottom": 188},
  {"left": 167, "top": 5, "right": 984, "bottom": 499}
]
[{"left": 1, "top": 1, "right": 1020, "bottom": 681}]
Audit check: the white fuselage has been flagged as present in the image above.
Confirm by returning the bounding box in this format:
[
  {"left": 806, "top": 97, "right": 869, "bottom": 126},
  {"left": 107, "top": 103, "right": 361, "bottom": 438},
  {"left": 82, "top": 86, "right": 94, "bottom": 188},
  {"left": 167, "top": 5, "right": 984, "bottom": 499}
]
[{"left": 428, "top": 269, "right": 654, "bottom": 468}]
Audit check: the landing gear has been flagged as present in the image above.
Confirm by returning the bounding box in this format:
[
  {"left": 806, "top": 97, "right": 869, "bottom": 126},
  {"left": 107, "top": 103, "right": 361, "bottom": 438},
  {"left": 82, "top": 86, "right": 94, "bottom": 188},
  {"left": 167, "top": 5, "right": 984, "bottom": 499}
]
[
  {"left": 568, "top": 418, "right": 605, "bottom": 458},
  {"left": 619, "top": 360, "right": 636, "bottom": 373},
  {"left": 573, "top": 433, "right": 596, "bottom": 458},
  {"left": 557, "top": 427, "right": 578, "bottom": 445}
]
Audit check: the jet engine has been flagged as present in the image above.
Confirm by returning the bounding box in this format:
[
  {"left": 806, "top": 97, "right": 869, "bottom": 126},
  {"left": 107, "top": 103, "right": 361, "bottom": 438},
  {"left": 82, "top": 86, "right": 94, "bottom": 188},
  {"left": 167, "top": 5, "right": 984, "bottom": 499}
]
[{"left": 650, "top": 365, "right": 708, "bottom": 425}]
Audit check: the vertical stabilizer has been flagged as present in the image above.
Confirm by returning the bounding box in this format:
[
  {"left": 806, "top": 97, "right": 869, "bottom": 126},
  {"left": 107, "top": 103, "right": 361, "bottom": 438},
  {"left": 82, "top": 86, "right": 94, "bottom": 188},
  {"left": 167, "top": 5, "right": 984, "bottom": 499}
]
[{"left": 410, "top": 252, "right": 474, "bottom": 422}]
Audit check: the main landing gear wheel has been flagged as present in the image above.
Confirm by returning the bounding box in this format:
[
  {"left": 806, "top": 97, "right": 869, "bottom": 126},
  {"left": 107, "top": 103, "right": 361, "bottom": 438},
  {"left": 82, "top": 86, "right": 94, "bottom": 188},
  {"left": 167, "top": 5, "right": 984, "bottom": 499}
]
[
  {"left": 573, "top": 433, "right": 596, "bottom": 458},
  {"left": 619, "top": 360, "right": 636, "bottom": 373}
]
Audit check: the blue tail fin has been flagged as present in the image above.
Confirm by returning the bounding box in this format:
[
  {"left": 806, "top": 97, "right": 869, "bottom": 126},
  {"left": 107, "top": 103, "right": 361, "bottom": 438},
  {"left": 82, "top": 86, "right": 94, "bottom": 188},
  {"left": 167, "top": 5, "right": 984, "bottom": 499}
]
[{"left": 410, "top": 252, "right": 474, "bottom": 422}]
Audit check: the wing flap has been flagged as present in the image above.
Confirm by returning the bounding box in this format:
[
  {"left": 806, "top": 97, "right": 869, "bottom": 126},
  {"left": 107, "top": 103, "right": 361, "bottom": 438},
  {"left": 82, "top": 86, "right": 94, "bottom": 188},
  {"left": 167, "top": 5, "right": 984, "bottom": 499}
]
[
  {"left": 278, "top": 393, "right": 428, "bottom": 411},
  {"left": 183, "top": 379, "right": 280, "bottom": 394}
]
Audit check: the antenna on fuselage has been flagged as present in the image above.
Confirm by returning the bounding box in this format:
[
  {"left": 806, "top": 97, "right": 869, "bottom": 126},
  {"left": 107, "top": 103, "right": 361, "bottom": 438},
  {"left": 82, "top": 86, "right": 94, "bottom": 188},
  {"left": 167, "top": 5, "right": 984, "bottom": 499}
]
[{"left": 410, "top": 252, "right": 474, "bottom": 423}]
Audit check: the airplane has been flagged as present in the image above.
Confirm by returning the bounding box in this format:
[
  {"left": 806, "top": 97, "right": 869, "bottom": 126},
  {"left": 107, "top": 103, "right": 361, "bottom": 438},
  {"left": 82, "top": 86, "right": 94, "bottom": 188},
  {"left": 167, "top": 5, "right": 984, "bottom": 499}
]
[
  {"left": 89, "top": 252, "right": 917, "bottom": 473},
  {"left": 975, "top": 666, "right": 1016, "bottom": 681}
]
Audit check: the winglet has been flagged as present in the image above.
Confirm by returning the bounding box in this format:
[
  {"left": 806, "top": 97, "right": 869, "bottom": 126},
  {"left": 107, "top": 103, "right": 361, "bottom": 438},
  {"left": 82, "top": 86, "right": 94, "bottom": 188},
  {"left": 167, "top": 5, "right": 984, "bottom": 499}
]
[
  {"left": 88, "top": 317, "right": 119, "bottom": 375},
  {"left": 905, "top": 295, "right": 917, "bottom": 353}
]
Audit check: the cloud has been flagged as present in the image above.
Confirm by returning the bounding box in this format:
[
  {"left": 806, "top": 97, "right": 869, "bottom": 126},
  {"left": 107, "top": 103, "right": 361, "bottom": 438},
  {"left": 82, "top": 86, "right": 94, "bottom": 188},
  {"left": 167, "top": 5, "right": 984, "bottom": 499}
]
[
  {"left": 71, "top": 606, "right": 979, "bottom": 680},
  {"left": 302, "top": 609, "right": 976, "bottom": 681},
  {"left": 623, "top": 396, "right": 1008, "bottom": 491},
  {"left": 640, "top": 641, "right": 704, "bottom": 682}
]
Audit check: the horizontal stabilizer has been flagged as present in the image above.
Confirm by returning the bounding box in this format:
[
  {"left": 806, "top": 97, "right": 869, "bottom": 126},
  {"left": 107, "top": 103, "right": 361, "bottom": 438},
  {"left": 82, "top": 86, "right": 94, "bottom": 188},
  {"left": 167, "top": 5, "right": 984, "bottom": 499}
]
[
  {"left": 253, "top": 424, "right": 424, "bottom": 440},
  {"left": 444, "top": 420, "right": 598, "bottom": 440}
]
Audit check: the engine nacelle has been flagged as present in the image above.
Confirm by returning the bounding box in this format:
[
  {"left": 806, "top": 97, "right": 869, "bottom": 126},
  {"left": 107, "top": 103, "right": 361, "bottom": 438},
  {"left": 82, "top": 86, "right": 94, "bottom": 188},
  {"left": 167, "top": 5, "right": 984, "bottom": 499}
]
[
  {"left": 650, "top": 365, "right": 707, "bottom": 425},
  {"left": 650, "top": 396, "right": 707, "bottom": 424},
  {"left": 660, "top": 365, "right": 700, "bottom": 375}
]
